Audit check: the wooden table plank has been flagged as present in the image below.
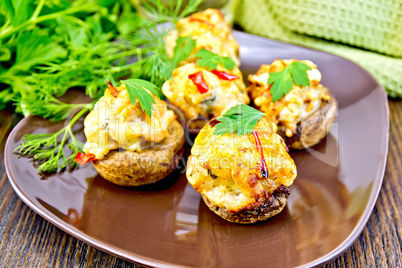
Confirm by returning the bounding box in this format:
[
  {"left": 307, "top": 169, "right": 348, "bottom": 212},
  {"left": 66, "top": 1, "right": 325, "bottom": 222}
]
[{"left": 0, "top": 101, "right": 401, "bottom": 267}]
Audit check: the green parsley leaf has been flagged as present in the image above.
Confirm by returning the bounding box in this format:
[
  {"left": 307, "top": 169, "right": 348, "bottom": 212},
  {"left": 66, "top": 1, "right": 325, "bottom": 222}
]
[
  {"left": 267, "top": 61, "right": 312, "bottom": 102},
  {"left": 13, "top": 29, "right": 67, "bottom": 71},
  {"left": 122, "top": 79, "right": 160, "bottom": 118},
  {"left": 194, "top": 49, "right": 236, "bottom": 70},
  {"left": 56, "top": 17, "right": 88, "bottom": 47},
  {"left": 3, "top": 0, "right": 34, "bottom": 27},
  {"left": 171, "top": 36, "right": 196, "bottom": 67},
  {"left": 213, "top": 104, "right": 265, "bottom": 136}
]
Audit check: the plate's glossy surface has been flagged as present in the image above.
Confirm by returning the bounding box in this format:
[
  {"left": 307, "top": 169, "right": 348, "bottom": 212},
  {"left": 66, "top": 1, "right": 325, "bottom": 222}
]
[{"left": 5, "top": 32, "right": 389, "bottom": 267}]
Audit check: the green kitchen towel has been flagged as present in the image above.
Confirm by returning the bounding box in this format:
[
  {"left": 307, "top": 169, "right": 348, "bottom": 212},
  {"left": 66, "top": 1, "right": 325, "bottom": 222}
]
[{"left": 234, "top": 0, "right": 402, "bottom": 98}]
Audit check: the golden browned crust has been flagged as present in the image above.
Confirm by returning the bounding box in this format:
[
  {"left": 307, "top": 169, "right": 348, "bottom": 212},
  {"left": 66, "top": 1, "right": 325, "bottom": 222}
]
[
  {"left": 279, "top": 96, "right": 337, "bottom": 150},
  {"left": 246, "top": 60, "right": 337, "bottom": 150},
  {"left": 186, "top": 118, "right": 297, "bottom": 223},
  {"left": 91, "top": 120, "right": 185, "bottom": 186},
  {"left": 201, "top": 185, "right": 290, "bottom": 224}
]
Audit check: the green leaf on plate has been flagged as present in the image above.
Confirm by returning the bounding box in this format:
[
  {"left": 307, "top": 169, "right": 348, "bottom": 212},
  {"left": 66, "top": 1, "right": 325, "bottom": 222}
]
[
  {"left": 122, "top": 79, "right": 160, "bottom": 118},
  {"left": 171, "top": 36, "right": 196, "bottom": 67},
  {"left": 267, "top": 61, "right": 311, "bottom": 102},
  {"left": 194, "top": 49, "right": 236, "bottom": 70},
  {"left": 213, "top": 104, "right": 266, "bottom": 136}
]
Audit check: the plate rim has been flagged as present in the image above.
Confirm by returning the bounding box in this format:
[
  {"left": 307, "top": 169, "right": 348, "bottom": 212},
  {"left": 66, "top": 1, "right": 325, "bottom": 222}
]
[{"left": 4, "top": 32, "right": 390, "bottom": 268}]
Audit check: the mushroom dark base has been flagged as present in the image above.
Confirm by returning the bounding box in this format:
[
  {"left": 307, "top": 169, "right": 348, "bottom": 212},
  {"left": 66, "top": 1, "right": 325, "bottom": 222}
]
[
  {"left": 201, "top": 185, "right": 290, "bottom": 224},
  {"left": 92, "top": 120, "right": 185, "bottom": 187}
]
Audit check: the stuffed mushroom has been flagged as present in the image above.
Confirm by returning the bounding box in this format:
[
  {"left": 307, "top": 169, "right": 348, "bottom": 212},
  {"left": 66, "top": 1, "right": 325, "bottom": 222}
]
[
  {"left": 186, "top": 116, "right": 297, "bottom": 224},
  {"left": 165, "top": 8, "right": 240, "bottom": 66},
  {"left": 247, "top": 59, "right": 337, "bottom": 149},
  {"left": 79, "top": 82, "right": 185, "bottom": 186},
  {"left": 162, "top": 63, "right": 249, "bottom": 130}
]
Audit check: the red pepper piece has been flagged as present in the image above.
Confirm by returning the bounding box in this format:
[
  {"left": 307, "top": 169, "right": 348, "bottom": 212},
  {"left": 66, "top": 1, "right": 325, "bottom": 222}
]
[
  {"left": 252, "top": 131, "right": 269, "bottom": 178},
  {"left": 189, "top": 71, "right": 209, "bottom": 94},
  {"left": 75, "top": 152, "right": 96, "bottom": 165},
  {"left": 107, "top": 80, "right": 119, "bottom": 97},
  {"left": 189, "top": 17, "right": 213, "bottom": 28},
  {"left": 209, "top": 118, "right": 221, "bottom": 127},
  {"left": 211, "top": 70, "right": 239, "bottom": 81}
]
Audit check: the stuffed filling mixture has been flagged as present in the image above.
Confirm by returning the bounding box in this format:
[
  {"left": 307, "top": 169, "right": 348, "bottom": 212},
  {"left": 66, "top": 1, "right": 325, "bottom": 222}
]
[
  {"left": 248, "top": 59, "right": 332, "bottom": 138},
  {"left": 186, "top": 116, "right": 297, "bottom": 223},
  {"left": 83, "top": 83, "right": 176, "bottom": 160},
  {"left": 165, "top": 8, "right": 240, "bottom": 66}
]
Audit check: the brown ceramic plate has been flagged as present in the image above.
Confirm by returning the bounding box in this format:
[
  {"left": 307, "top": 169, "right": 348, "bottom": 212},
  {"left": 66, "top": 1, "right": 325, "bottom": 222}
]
[{"left": 5, "top": 32, "right": 389, "bottom": 267}]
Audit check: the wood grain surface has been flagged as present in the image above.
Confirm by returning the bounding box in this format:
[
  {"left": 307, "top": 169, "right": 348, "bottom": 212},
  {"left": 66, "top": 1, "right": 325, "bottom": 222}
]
[{"left": 0, "top": 100, "right": 401, "bottom": 268}]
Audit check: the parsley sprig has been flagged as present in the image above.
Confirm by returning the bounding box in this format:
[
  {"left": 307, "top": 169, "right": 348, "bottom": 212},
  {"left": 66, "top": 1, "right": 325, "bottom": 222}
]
[
  {"left": 122, "top": 79, "right": 161, "bottom": 118},
  {"left": 213, "top": 104, "right": 266, "bottom": 136},
  {"left": 194, "top": 49, "right": 236, "bottom": 70},
  {"left": 171, "top": 36, "right": 196, "bottom": 67},
  {"left": 268, "top": 61, "right": 312, "bottom": 102}
]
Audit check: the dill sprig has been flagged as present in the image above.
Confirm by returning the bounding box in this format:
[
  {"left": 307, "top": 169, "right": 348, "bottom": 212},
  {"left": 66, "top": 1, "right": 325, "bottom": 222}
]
[{"left": 15, "top": 108, "right": 90, "bottom": 172}]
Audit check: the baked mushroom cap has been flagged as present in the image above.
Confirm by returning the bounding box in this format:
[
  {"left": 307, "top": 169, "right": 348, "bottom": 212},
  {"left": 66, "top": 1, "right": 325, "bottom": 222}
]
[
  {"left": 92, "top": 120, "right": 185, "bottom": 187},
  {"left": 83, "top": 83, "right": 184, "bottom": 186},
  {"left": 186, "top": 118, "right": 297, "bottom": 224},
  {"left": 247, "top": 59, "right": 337, "bottom": 149},
  {"left": 278, "top": 94, "right": 337, "bottom": 150}
]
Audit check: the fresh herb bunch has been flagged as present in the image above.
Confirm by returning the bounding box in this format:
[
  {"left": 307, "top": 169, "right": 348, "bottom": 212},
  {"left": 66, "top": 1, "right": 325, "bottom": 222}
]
[
  {"left": 267, "top": 61, "right": 312, "bottom": 102},
  {"left": 5, "top": 0, "right": 202, "bottom": 172},
  {"left": 213, "top": 104, "right": 266, "bottom": 136}
]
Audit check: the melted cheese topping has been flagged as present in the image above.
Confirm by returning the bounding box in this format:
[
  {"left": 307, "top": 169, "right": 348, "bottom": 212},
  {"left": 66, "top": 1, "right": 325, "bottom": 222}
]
[
  {"left": 248, "top": 59, "right": 332, "bottom": 137},
  {"left": 83, "top": 84, "right": 176, "bottom": 160},
  {"left": 165, "top": 8, "right": 240, "bottom": 66},
  {"left": 162, "top": 63, "right": 249, "bottom": 122},
  {"left": 186, "top": 118, "right": 297, "bottom": 211}
]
